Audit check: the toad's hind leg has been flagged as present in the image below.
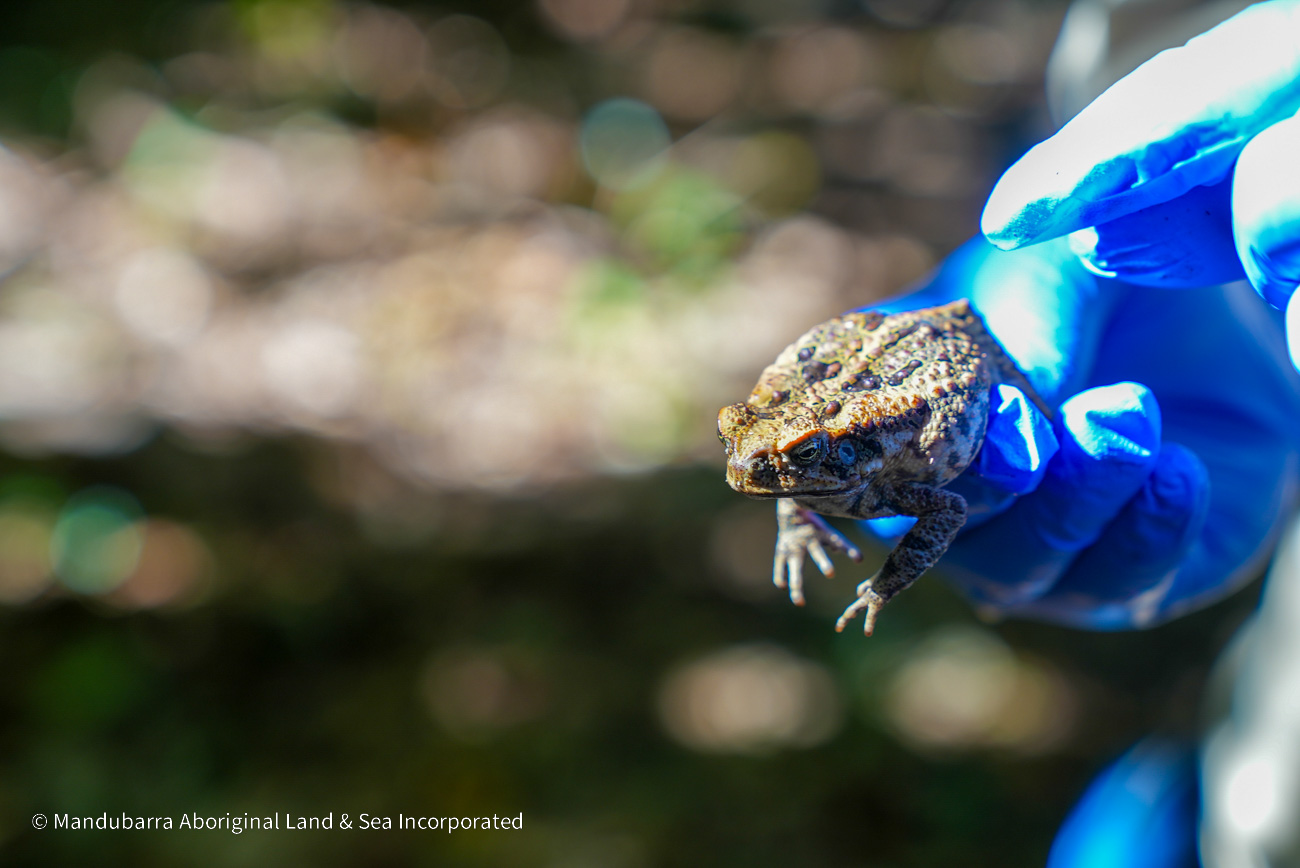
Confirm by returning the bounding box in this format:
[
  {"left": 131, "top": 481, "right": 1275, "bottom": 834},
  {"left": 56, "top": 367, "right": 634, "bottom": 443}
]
[{"left": 836, "top": 484, "right": 967, "bottom": 636}]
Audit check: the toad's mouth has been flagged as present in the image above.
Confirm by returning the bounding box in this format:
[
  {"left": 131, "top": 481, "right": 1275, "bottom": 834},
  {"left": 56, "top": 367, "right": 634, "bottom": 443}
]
[
  {"left": 735, "top": 485, "right": 862, "bottom": 499},
  {"left": 726, "top": 474, "right": 864, "bottom": 500}
]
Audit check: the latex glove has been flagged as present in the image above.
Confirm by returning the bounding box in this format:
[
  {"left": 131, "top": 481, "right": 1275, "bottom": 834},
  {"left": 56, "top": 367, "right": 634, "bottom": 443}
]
[
  {"left": 864, "top": 236, "right": 1300, "bottom": 629},
  {"left": 980, "top": 0, "right": 1300, "bottom": 365},
  {"left": 1045, "top": 739, "right": 1198, "bottom": 868}
]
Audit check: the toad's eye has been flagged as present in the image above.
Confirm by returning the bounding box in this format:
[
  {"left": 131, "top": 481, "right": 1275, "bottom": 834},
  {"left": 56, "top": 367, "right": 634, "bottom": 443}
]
[
  {"left": 835, "top": 440, "right": 857, "bottom": 465},
  {"left": 789, "top": 437, "right": 826, "bottom": 466}
]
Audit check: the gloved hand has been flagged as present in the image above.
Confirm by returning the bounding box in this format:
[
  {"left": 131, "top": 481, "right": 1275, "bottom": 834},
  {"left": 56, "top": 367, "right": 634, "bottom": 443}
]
[
  {"left": 981, "top": 0, "right": 1300, "bottom": 367},
  {"left": 863, "top": 235, "right": 1300, "bottom": 629}
]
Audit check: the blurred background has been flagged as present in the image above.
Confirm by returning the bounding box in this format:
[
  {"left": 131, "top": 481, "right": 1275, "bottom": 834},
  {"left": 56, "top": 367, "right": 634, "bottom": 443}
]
[{"left": 0, "top": 0, "right": 1262, "bottom": 864}]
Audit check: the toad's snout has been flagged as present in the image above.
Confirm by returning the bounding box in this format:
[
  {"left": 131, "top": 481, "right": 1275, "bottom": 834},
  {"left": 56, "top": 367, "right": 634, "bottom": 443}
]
[{"left": 726, "top": 450, "right": 781, "bottom": 496}]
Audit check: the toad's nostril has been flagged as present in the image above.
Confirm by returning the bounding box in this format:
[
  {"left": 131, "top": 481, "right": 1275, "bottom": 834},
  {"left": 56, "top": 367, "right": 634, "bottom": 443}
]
[
  {"left": 728, "top": 452, "right": 777, "bottom": 489},
  {"left": 748, "top": 454, "right": 778, "bottom": 484}
]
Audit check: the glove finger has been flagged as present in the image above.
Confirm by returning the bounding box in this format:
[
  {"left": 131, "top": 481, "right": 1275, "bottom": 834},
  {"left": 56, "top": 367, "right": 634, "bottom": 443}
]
[
  {"left": 983, "top": 1, "right": 1300, "bottom": 250},
  {"left": 942, "top": 382, "right": 1161, "bottom": 607},
  {"left": 940, "top": 383, "right": 1060, "bottom": 529},
  {"left": 1233, "top": 111, "right": 1300, "bottom": 310},
  {"left": 1067, "top": 177, "right": 1246, "bottom": 288},
  {"left": 1000, "top": 442, "right": 1210, "bottom": 629},
  {"left": 968, "top": 384, "right": 1059, "bottom": 495}
]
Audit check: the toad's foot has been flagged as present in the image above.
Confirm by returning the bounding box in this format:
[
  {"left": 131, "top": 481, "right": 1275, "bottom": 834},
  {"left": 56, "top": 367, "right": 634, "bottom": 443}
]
[
  {"left": 833, "top": 484, "right": 967, "bottom": 636},
  {"left": 774, "top": 499, "right": 862, "bottom": 606},
  {"left": 835, "top": 576, "right": 886, "bottom": 636}
]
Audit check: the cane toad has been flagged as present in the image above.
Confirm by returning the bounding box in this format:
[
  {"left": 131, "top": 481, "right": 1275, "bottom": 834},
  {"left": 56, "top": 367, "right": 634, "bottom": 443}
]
[{"left": 717, "top": 299, "right": 1052, "bottom": 636}]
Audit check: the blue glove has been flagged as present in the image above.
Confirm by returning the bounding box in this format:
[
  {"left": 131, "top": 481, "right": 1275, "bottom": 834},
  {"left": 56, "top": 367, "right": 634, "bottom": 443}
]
[
  {"left": 980, "top": 0, "right": 1300, "bottom": 366},
  {"left": 865, "top": 236, "right": 1300, "bottom": 629},
  {"left": 1045, "top": 739, "right": 1199, "bottom": 868}
]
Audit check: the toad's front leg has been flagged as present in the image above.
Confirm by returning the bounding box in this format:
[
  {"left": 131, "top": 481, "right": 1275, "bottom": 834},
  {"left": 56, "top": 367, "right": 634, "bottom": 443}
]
[
  {"left": 836, "top": 484, "right": 967, "bottom": 636},
  {"left": 774, "top": 498, "right": 862, "bottom": 606}
]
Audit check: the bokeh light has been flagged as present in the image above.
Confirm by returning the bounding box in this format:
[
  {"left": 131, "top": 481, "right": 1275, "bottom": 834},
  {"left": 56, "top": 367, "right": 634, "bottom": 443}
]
[
  {"left": 420, "top": 646, "right": 549, "bottom": 741},
  {"left": 658, "top": 644, "right": 842, "bottom": 754},
  {"left": 106, "top": 519, "right": 212, "bottom": 610},
  {"left": 334, "top": 3, "right": 428, "bottom": 103},
  {"left": 49, "top": 486, "right": 145, "bottom": 595},
  {"left": 883, "top": 627, "right": 1076, "bottom": 754},
  {"left": 731, "top": 131, "right": 822, "bottom": 214},
  {"left": 580, "top": 98, "right": 670, "bottom": 191},
  {"left": 426, "top": 15, "right": 511, "bottom": 110},
  {"left": 260, "top": 319, "right": 363, "bottom": 419},
  {"left": 1220, "top": 752, "right": 1281, "bottom": 836},
  {"left": 538, "top": 0, "right": 632, "bottom": 43},
  {"left": 768, "top": 26, "right": 876, "bottom": 116},
  {"left": 113, "top": 247, "right": 215, "bottom": 346},
  {"left": 0, "top": 477, "right": 61, "bottom": 603},
  {"left": 644, "top": 27, "right": 744, "bottom": 122},
  {"left": 0, "top": 505, "right": 54, "bottom": 603}
]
